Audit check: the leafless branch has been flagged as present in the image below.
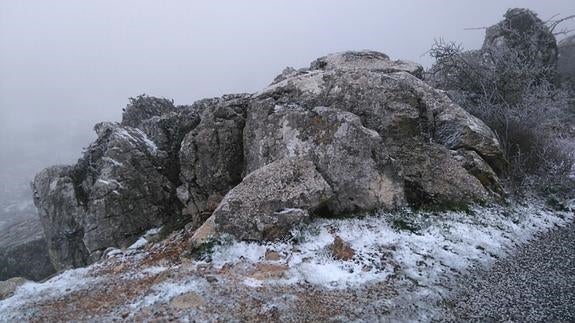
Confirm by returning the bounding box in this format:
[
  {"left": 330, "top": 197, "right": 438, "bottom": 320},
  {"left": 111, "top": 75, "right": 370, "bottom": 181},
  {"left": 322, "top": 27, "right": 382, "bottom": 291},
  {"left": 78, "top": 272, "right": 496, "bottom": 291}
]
[
  {"left": 544, "top": 14, "right": 561, "bottom": 24},
  {"left": 553, "top": 28, "right": 574, "bottom": 36},
  {"left": 463, "top": 26, "right": 488, "bottom": 31},
  {"left": 547, "top": 14, "right": 575, "bottom": 32}
]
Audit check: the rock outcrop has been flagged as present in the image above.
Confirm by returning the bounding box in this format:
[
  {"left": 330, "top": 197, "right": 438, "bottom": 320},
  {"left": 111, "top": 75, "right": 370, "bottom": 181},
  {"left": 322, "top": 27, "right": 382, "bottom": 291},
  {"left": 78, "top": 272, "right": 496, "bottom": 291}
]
[
  {"left": 33, "top": 121, "right": 182, "bottom": 269},
  {"left": 254, "top": 51, "right": 504, "bottom": 207},
  {"left": 33, "top": 166, "right": 91, "bottom": 270},
  {"left": 178, "top": 94, "right": 249, "bottom": 229},
  {"left": 34, "top": 50, "right": 506, "bottom": 268},
  {"left": 244, "top": 103, "right": 404, "bottom": 213},
  {"left": 483, "top": 8, "right": 558, "bottom": 69}
]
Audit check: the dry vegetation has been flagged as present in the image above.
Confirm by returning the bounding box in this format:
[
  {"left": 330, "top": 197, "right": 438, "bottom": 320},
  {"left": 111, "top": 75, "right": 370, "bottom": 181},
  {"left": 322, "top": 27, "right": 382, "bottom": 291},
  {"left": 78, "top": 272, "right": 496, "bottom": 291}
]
[{"left": 427, "top": 10, "right": 575, "bottom": 194}]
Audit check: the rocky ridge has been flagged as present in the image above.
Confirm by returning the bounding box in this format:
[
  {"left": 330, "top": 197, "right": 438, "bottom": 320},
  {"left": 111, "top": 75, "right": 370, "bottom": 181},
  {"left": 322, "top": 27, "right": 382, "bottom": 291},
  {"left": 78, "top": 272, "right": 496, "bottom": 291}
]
[{"left": 32, "top": 50, "right": 507, "bottom": 270}]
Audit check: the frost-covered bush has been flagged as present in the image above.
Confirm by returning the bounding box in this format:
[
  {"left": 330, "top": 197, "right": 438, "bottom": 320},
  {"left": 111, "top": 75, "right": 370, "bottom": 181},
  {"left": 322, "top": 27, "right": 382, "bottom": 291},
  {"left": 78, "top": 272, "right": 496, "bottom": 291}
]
[{"left": 426, "top": 10, "right": 574, "bottom": 192}]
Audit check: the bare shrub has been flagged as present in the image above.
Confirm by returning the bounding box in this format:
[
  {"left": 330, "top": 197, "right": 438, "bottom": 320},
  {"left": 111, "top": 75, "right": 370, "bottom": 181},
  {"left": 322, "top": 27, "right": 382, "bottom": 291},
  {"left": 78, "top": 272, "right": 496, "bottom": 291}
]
[{"left": 426, "top": 14, "right": 574, "bottom": 193}]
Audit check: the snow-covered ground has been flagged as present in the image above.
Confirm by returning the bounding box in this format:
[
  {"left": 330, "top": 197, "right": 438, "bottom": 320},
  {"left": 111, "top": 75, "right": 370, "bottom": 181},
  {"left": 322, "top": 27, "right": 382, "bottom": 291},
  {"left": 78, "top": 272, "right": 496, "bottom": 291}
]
[{"left": 0, "top": 199, "right": 573, "bottom": 322}]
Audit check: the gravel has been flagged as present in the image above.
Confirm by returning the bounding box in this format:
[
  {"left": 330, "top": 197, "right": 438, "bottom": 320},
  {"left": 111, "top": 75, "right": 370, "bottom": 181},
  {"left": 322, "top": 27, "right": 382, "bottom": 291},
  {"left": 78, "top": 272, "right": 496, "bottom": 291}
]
[{"left": 438, "top": 220, "right": 575, "bottom": 322}]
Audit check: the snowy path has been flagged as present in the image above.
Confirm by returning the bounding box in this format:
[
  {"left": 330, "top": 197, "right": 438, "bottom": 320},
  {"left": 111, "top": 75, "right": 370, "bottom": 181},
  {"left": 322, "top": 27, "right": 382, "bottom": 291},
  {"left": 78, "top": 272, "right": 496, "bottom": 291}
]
[{"left": 438, "top": 220, "right": 575, "bottom": 322}]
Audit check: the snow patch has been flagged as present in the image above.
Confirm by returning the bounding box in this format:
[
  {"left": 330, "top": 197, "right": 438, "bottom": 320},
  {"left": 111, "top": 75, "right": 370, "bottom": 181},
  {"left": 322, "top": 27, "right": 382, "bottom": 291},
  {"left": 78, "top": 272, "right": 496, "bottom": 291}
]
[
  {"left": 120, "top": 265, "right": 170, "bottom": 281},
  {"left": 130, "top": 279, "right": 203, "bottom": 309},
  {"left": 127, "top": 227, "right": 163, "bottom": 250},
  {"left": 1, "top": 200, "right": 571, "bottom": 320},
  {"left": 96, "top": 178, "right": 123, "bottom": 188},
  {"left": 101, "top": 157, "right": 124, "bottom": 167},
  {"left": 243, "top": 278, "right": 264, "bottom": 288},
  {"left": 0, "top": 268, "right": 98, "bottom": 321},
  {"left": 115, "top": 128, "right": 157, "bottom": 154},
  {"left": 255, "top": 71, "right": 324, "bottom": 97},
  {"left": 128, "top": 237, "right": 148, "bottom": 250},
  {"left": 144, "top": 227, "right": 162, "bottom": 236},
  {"left": 210, "top": 202, "right": 573, "bottom": 290},
  {"left": 275, "top": 208, "right": 303, "bottom": 214},
  {"left": 281, "top": 119, "right": 309, "bottom": 158},
  {"left": 211, "top": 242, "right": 268, "bottom": 266},
  {"left": 133, "top": 128, "right": 158, "bottom": 153}
]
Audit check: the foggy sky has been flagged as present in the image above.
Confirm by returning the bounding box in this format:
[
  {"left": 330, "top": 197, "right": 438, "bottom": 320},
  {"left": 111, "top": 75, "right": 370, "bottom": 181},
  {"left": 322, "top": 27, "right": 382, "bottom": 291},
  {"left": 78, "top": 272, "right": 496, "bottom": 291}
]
[{"left": 1, "top": 0, "right": 574, "bottom": 183}]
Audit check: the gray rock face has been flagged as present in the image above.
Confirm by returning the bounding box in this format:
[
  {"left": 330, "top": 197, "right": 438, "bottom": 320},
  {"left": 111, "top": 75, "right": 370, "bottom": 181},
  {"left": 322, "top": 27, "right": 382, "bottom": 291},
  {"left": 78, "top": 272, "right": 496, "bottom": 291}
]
[
  {"left": 178, "top": 94, "right": 249, "bottom": 229},
  {"left": 121, "top": 95, "right": 202, "bottom": 185},
  {"left": 558, "top": 35, "right": 575, "bottom": 87},
  {"left": 79, "top": 123, "right": 179, "bottom": 256},
  {"left": 387, "top": 72, "right": 506, "bottom": 172},
  {"left": 33, "top": 122, "right": 180, "bottom": 269},
  {"left": 454, "top": 150, "right": 504, "bottom": 198},
  {"left": 483, "top": 8, "right": 558, "bottom": 69},
  {"left": 244, "top": 102, "right": 405, "bottom": 213},
  {"left": 31, "top": 94, "right": 250, "bottom": 269},
  {"left": 212, "top": 158, "right": 333, "bottom": 241},
  {"left": 254, "top": 51, "right": 504, "bottom": 207},
  {"left": 33, "top": 166, "right": 90, "bottom": 270}
]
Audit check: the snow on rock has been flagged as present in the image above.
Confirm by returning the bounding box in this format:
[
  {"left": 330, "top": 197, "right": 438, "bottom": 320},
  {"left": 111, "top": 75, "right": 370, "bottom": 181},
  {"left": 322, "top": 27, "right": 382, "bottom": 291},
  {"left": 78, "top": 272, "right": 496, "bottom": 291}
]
[
  {"left": 101, "top": 157, "right": 124, "bottom": 167},
  {"left": 242, "top": 278, "right": 264, "bottom": 288},
  {"left": 133, "top": 128, "right": 158, "bottom": 154},
  {"left": 127, "top": 227, "right": 163, "bottom": 250},
  {"left": 128, "top": 237, "right": 148, "bottom": 250},
  {"left": 114, "top": 127, "right": 158, "bottom": 154},
  {"left": 0, "top": 268, "right": 97, "bottom": 322}
]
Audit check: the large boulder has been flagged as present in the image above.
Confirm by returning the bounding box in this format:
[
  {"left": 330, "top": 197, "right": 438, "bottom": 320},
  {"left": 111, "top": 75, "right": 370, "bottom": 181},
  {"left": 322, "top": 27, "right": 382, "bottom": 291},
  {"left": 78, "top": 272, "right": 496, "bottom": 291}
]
[
  {"left": 244, "top": 102, "right": 405, "bottom": 213},
  {"left": 254, "top": 51, "right": 504, "bottom": 207},
  {"left": 33, "top": 122, "right": 180, "bottom": 269},
  {"left": 177, "top": 94, "right": 249, "bottom": 229},
  {"left": 209, "top": 158, "right": 333, "bottom": 241}
]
